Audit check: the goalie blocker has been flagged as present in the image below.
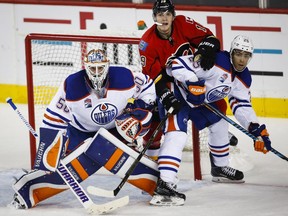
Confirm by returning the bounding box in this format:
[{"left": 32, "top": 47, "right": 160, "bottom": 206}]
[{"left": 13, "top": 128, "right": 159, "bottom": 208}]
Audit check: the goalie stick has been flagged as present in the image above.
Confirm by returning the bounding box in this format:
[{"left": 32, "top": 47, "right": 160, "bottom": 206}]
[
  {"left": 87, "top": 108, "right": 173, "bottom": 198},
  {"left": 6, "top": 97, "right": 129, "bottom": 214},
  {"left": 203, "top": 102, "right": 288, "bottom": 162}
]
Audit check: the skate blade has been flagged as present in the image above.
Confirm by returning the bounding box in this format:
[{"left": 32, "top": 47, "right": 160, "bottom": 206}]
[
  {"left": 212, "top": 176, "right": 245, "bottom": 183},
  {"left": 149, "top": 195, "right": 185, "bottom": 206}
]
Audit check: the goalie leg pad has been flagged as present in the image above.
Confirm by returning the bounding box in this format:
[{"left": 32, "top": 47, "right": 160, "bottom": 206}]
[
  {"left": 33, "top": 127, "right": 68, "bottom": 172},
  {"left": 13, "top": 139, "right": 101, "bottom": 208},
  {"left": 85, "top": 128, "right": 159, "bottom": 195}
]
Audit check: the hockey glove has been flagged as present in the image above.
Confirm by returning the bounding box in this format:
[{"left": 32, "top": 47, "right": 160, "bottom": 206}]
[
  {"left": 159, "top": 89, "right": 181, "bottom": 114},
  {"left": 186, "top": 80, "right": 206, "bottom": 105},
  {"left": 194, "top": 36, "right": 220, "bottom": 71},
  {"left": 248, "top": 123, "right": 271, "bottom": 154},
  {"left": 115, "top": 108, "right": 152, "bottom": 143}
]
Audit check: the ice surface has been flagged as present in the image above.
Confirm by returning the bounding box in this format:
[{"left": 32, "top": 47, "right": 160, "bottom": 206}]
[{"left": 1, "top": 103, "right": 288, "bottom": 216}]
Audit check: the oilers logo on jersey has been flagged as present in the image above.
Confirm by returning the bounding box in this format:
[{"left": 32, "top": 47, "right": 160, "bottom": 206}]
[
  {"left": 206, "top": 85, "right": 231, "bottom": 102},
  {"left": 91, "top": 102, "right": 118, "bottom": 125}
]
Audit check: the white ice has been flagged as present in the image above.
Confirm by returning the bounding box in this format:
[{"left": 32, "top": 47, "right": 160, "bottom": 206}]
[{"left": 0, "top": 103, "right": 288, "bottom": 216}]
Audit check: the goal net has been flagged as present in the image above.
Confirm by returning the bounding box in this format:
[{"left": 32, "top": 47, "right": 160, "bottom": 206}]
[{"left": 25, "top": 33, "right": 210, "bottom": 180}]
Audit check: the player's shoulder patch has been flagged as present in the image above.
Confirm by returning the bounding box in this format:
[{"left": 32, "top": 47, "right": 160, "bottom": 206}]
[
  {"left": 216, "top": 51, "right": 252, "bottom": 87},
  {"left": 139, "top": 39, "right": 148, "bottom": 51},
  {"left": 108, "top": 66, "right": 135, "bottom": 90},
  {"left": 139, "top": 27, "right": 156, "bottom": 52}
]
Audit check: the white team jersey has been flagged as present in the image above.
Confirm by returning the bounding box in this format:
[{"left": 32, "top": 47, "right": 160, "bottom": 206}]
[
  {"left": 168, "top": 52, "right": 258, "bottom": 129},
  {"left": 42, "top": 66, "right": 156, "bottom": 133}
]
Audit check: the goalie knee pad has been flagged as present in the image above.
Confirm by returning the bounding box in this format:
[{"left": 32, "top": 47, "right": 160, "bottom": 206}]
[{"left": 85, "top": 128, "right": 159, "bottom": 195}]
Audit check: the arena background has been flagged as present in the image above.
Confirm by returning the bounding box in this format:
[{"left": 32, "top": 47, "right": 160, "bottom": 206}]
[{"left": 0, "top": 0, "right": 287, "bottom": 118}]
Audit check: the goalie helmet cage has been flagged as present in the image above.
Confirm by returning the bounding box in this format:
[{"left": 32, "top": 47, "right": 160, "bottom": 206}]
[{"left": 25, "top": 33, "right": 202, "bottom": 180}]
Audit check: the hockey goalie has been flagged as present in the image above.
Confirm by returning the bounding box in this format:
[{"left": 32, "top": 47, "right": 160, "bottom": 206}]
[{"left": 11, "top": 49, "right": 160, "bottom": 209}]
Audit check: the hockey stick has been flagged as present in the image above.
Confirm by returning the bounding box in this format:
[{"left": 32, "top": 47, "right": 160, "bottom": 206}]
[
  {"left": 203, "top": 102, "right": 288, "bottom": 162},
  {"left": 87, "top": 108, "right": 173, "bottom": 198},
  {"left": 6, "top": 97, "right": 129, "bottom": 214}
]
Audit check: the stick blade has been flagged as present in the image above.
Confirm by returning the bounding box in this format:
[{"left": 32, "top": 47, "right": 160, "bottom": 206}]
[
  {"left": 87, "top": 195, "right": 129, "bottom": 214},
  {"left": 87, "top": 186, "right": 116, "bottom": 198}
]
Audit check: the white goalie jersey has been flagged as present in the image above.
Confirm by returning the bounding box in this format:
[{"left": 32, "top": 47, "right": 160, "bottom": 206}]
[
  {"left": 168, "top": 51, "right": 259, "bottom": 129},
  {"left": 41, "top": 66, "right": 156, "bottom": 133}
]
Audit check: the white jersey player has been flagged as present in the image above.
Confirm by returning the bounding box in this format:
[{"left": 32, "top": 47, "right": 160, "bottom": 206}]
[
  {"left": 42, "top": 49, "right": 156, "bottom": 152},
  {"left": 150, "top": 35, "right": 272, "bottom": 206},
  {"left": 11, "top": 49, "right": 159, "bottom": 209}
]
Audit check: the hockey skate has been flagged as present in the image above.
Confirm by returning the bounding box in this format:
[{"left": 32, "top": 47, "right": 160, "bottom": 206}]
[
  {"left": 149, "top": 178, "right": 186, "bottom": 206},
  {"left": 210, "top": 152, "right": 244, "bottom": 183}
]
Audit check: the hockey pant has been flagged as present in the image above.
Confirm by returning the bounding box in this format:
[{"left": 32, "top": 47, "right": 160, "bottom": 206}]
[
  {"left": 13, "top": 128, "right": 159, "bottom": 208},
  {"left": 157, "top": 85, "right": 230, "bottom": 177}
]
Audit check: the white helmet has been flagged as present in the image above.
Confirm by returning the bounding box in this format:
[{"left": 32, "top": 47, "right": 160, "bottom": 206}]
[
  {"left": 230, "top": 35, "right": 254, "bottom": 72},
  {"left": 84, "top": 49, "right": 110, "bottom": 93}
]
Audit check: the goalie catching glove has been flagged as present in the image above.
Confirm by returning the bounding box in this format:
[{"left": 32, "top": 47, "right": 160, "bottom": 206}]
[
  {"left": 115, "top": 108, "right": 152, "bottom": 144},
  {"left": 248, "top": 123, "right": 271, "bottom": 154}
]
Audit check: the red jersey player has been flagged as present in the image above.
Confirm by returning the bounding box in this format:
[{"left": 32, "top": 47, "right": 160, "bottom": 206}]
[
  {"left": 139, "top": 0, "right": 237, "bottom": 206},
  {"left": 139, "top": 0, "right": 223, "bottom": 160}
]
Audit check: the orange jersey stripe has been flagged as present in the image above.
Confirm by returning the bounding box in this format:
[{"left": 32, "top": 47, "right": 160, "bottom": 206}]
[{"left": 44, "top": 113, "right": 65, "bottom": 123}]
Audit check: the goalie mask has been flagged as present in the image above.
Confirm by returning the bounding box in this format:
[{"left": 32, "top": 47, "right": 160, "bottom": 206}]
[
  {"left": 84, "top": 49, "right": 110, "bottom": 94},
  {"left": 230, "top": 35, "right": 254, "bottom": 72},
  {"left": 115, "top": 108, "right": 153, "bottom": 143}
]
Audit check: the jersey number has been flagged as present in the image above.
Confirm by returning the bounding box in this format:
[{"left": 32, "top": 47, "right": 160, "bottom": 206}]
[{"left": 56, "top": 98, "right": 70, "bottom": 113}]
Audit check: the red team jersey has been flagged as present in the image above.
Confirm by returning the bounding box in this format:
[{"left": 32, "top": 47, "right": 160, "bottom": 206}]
[{"left": 139, "top": 15, "right": 215, "bottom": 80}]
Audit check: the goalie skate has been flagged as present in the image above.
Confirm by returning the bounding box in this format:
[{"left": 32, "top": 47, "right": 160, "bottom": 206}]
[
  {"left": 149, "top": 179, "right": 185, "bottom": 206},
  {"left": 10, "top": 193, "right": 27, "bottom": 209}
]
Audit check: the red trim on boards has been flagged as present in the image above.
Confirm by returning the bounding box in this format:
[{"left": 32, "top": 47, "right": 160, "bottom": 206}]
[{"left": 0, "top": 0, "right": 287, "bottom": 14}]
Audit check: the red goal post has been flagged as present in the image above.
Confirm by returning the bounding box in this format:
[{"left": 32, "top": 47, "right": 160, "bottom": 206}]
[{"left": 25, "top": 33, "right": 203, "bottom": 180}]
